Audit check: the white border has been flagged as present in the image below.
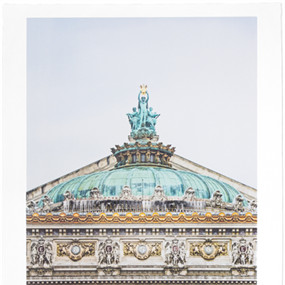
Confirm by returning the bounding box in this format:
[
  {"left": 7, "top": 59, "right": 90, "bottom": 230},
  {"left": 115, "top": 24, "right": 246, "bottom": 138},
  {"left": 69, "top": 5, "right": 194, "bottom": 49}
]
[{"left": 2, "top": 3, "right": 282, "bottom": 285}]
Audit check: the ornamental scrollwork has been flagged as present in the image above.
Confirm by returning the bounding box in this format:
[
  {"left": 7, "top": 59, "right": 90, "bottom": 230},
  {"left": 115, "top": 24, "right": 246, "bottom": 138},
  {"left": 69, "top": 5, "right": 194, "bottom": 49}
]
[
  {"left": 123, "top": 240, "right": 161, "bottom": 260},
  {"left": 165, "top": 238, "right": 186, "bottom": 267},
  {"left": 189, "top": 239, "right": 228, "bottom": 260},
  {"left": 30, "top": 236, "right": 53, "bottom": 266},
  {"left": 98, "top": 237, "right": 120, "bottom": 265},
  {"left": 57, "top": 240, "right": 95, "bottom": 261},
  {"left": 232, "top": 238, "right": 254, "bottom": 265}
]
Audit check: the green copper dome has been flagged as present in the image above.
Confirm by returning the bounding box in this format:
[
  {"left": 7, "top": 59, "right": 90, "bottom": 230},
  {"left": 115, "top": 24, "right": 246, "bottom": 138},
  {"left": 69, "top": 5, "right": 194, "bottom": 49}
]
[{"left": 37, "top": 166, "right": 247, "bottom": 207}]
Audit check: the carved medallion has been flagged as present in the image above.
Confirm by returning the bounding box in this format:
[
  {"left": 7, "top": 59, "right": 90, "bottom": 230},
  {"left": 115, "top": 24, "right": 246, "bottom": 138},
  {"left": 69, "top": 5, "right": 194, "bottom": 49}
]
[
  {"left": 124, "top": 240, "right": 161, "bottom": 260},
  {"left": 57, "top": 241, "right": 95, "bottom": 261},
  {"left": 190, "top": 239, "right": 228, "bottom": 260}
]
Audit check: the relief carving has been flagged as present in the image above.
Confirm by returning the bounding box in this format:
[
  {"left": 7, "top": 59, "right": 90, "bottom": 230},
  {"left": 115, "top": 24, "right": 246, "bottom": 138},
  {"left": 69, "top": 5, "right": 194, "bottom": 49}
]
[
  {"left": 98, "top": 237, "right": 120, "bottom": 265},
  {"left": 165, "top": 238, "right": 186, "bottom": 267},
  {"left": 189, "top": 239, "right": 228, "bottom": 260},
  {"left": 124, "top": 240, "right": 161, "bottom": 260},
  {"left": 232, "top": 238, "right": 254, "bottom": 265},
  {"left": 57, "top": 240, "right": 95, "bottom": 261},
  {"left": 30, "top": 236, "right": 53, "bottom": 267}
]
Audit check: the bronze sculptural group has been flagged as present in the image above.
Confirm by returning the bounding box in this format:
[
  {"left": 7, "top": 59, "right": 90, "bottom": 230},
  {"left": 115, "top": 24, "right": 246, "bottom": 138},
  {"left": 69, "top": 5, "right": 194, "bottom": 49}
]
[{"left": 127, "top": 86, "right": 160, "bottom": 139}]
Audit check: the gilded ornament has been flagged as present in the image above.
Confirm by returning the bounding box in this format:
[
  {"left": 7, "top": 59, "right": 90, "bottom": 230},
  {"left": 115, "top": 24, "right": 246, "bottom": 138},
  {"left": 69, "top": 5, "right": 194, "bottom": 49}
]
[
  {"left": 123, "top": 240, "right": 161, "bottom": 260},
  {"left": 57, "top": 241, "right": 95, "bottom": 261},
  {"left": 189, "top": 239, "right": 228, "bottom": 260}
]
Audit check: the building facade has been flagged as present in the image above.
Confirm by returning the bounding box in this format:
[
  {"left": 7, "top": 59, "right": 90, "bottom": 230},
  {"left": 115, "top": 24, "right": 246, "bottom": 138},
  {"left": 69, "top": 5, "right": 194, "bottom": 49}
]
[{"left": 26, "top": 86, "right": 257, "bottom": 285}]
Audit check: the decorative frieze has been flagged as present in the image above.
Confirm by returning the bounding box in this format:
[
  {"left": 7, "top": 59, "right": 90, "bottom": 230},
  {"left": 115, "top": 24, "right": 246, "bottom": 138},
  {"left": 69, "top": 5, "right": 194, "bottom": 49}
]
[{"left": 27, "top": 212, "right": 257, "bottom": 224}]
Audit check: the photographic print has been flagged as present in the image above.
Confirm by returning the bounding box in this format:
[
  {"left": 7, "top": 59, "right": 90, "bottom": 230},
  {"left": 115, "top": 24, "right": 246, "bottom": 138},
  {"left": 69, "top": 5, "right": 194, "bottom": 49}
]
[{"left": 26, "top": 16, "right": 258, "bottom": 284}]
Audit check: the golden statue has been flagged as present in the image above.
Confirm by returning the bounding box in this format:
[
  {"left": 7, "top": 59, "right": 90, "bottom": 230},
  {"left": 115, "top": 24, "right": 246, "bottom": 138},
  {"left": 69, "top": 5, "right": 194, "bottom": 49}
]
[{"left": 140, "top": 84, "right": 147, "bottom": 95}]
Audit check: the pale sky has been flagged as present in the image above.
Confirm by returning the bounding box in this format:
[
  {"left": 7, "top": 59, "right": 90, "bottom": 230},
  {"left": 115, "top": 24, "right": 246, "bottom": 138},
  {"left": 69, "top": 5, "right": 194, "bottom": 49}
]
[{"left": 27, "top": 17, "right": 257, "bottom": 190}]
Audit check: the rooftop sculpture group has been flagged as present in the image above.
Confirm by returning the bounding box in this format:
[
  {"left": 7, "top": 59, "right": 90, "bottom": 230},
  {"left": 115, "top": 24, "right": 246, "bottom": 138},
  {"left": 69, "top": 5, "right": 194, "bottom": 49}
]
[
  {"left": 127, "top": 85, "right": 160, "bottom": 140},
  {"left": 28, "top": 186, "right": 257, "bottom": 215}
]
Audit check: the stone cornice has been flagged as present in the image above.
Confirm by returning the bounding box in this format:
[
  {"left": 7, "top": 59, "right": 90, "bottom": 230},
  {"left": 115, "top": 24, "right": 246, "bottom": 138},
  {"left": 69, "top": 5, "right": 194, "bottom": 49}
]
[
  {"left": 27, "top": 280, "right": 257, "bottom": 284},
  {"left": 26, "top": 212, "right": 257, "bottom": 225}
]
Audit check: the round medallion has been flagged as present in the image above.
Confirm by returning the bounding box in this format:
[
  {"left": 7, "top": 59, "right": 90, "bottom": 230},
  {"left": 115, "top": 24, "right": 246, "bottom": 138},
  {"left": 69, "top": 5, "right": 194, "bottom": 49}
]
[
  {"left": 38, "top": 245, "right": 45, "bottom": 254},
  {"left": 204, "top": 245, "right": 214, "bottom": 255},
  {"left": 71, "top": 245, "right": 81, "bottom": 255},
  {"left": 172, "top": 245, "right": 179, "bottom": 253},
  {"left": 106, "top": 245, "right": 113, "bottom": 253},
  {"left": 240, "top": 245, "right": 247, "bottom": 253},
  {"left": 138, "top": 244, "right": 147, "bottom": 255}
]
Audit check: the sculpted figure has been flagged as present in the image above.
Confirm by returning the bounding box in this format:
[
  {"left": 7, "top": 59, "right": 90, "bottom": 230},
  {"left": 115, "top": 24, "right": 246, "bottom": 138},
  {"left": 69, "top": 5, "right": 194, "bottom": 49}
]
[
  {"left": 232, "top": 195, "right": 245, "bottom": 212},
  {"left": 45, "top": 243, "right": 53, "bottom": 265},
  {"left": 249, "top": 200, "right": 257, "bottom": 213},
  {"left": 98, "top": 250, "right": 105, "bottom": 265},
  {"left": 240, "top": 253, "right": 246, "bottom": 265},
  {"left": 38, "top": 254, "right": 44, "bottom": 266},
  {"left": 138, "top": 91, "right": 149, "bottom": 127},
  {"left": 232, "top": 244, "right": 239, "bottom": 264},
  {"left": 90, "top": 187, "right": 104, "bottom": 199},
  {"left": 31, "top": 243, "right": 38, "bottom": 265},
  {"left": 27, "top": 200, "right": 37, "bottom": 214},
  {"left": 232, "top": 238, "right": 254, "bottom": 265},
  {"left": 98, "top": 237, "right": 120, "bottom": 266},
  {"left": 247, "top": 243, "right": 254, "bottom": 264},
  {"left": 165, "top": 242, "right": 172, "bottom": 265},
  {"left": 146, "top": 107, "right": 160, "bottom": 130},
  {"left": 165, "top": 239, "right": 186, "bottom": 267},
  {"left": 114, "top": 243, "right": 120, "bottom": 264},
  {"left": 150, "top": 185, "right": 168, "bottom": 202},
  {"left": 206, "top": 190, "right": 225, "bottom": 208},
  {"left": 182, "top": 187, "right": 197, "bottom": 201},
  {"left": 42, "top": 195, "right": 54, "bottom": 213},
  {"left": 127, "top": 107, "right": 140, "bottom": 130}
]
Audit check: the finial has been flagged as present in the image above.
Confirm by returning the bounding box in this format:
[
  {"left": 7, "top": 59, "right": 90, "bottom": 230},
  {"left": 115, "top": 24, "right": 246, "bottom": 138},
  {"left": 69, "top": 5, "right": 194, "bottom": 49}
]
[{"left": 140, "top": 84, "right": 147, "bottom": 96}]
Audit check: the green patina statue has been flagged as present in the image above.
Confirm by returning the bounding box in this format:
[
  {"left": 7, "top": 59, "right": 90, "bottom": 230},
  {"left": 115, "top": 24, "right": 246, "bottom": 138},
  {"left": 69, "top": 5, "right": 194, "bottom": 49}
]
[{"left": 126, "top": 85, "right": 160, "bottom": 140}]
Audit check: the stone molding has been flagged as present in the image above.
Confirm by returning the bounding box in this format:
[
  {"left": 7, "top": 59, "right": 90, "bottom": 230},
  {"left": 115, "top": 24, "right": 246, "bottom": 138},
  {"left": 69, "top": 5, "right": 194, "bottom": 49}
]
[{"left": 26, "top": 280, "right": 257, "bottom": 284}]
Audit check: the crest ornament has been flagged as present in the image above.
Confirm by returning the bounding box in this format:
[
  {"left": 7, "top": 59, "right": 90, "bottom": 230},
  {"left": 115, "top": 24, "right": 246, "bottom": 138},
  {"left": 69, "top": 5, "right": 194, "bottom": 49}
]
[
  {"left": 232, "top": 238, "right": 254, "bottom": 265},
  {"left": 98, "top": 236, "right": 120, "bottom": 265},
  {"left": 30, "top": 236, "right": 53, "bottom": 267},
  {"left": 165, "top": 238, "right": 186, "bottom": 267}
]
